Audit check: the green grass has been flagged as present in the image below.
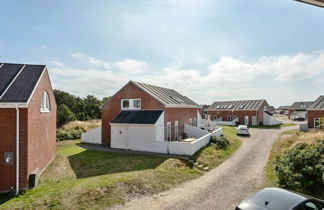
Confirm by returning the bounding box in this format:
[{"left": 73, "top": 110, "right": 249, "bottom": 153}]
[
  {"left": 0, "top": 128, "right": 241, "bottom": 210},
  {"left": 248, "top": 123, "right": 295, "bottom": 129}
]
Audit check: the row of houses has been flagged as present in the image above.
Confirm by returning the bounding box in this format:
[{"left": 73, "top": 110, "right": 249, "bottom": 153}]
[
  {"left": 0, "top": 62, "right": 323, "bottom": 193},
  {"left": 278, "top": 96, "right": 324, "bottom": 129}
]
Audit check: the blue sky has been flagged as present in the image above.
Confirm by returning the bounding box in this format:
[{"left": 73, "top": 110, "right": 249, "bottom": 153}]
[{"left": 1, "top": 0, "right": 324, "bottom": 106}]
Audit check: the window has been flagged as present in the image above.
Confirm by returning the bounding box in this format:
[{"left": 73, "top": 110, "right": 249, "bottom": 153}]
[
  {"left": 122, "top": 100, "right": 130, "bottom": 108},
  {"left": 227, "top": 115, "right": 231, "bottom": 121},
  {"left": 4, "top": 152, "right": 13, "bottom": 165},
  {"left": 133, "top": 99, "right": 141, "bottom": 108},
  {"left": 189, "top": 118, "right": 192, "bottom": 126},
  {"left": 121, "top": 99, "right": 141, "bottom": 109},
  {"left": 213, "top": 115, "right": 217, "bottom": 121},
  {"left": 40, "top": 91, "right": 50, "bottom": 112},
  {"left": 314, "top": 118, "right": 320, "bottom": 128},
  {"left": 167, "top": 122, "right": 172, "bottom": 141},
  {"left": 174, "top": 121, "right": 179, "bottom": 141}
]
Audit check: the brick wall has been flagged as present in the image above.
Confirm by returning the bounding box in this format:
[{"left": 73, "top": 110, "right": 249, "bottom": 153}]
[
  {"left": 164, "top": 108, "right": 199, "bottom": 141},
  {"left": 0, "top": 69, "right": 56, "bottom": 192},
  {"left": 102, "top": 82, "right": 164, "bottom": 145},
  {"left": 0, "top": 108, "right": 28, "bottom": 192},
  {"left": 27, "top": 69, "right": 57, "bottom": 181},
  {"left": 307, "top": 110, "right": 324, "bottom": 128}
]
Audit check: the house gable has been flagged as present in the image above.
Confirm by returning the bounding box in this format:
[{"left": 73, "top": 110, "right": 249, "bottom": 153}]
[{"left": 101, "top": 81, "right": 164, "bottom": 145}]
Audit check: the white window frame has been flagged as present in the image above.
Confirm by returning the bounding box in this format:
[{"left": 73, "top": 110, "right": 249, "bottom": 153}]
[
  {"left": 174, "top": 121, "right": 179, "bottom": 141},
  {"left": 167, "top": 122, "right": 172, "bottom": 141},
  {"left": 213, "top": 115, "right": 217, "bottom": 121},
  {"left": 189, "top": 118, "right": 192, "bottom": 126},
  {"left": 121, "top": 98, "right": 141, "bottom": 110},
  {"left": 314, "top": 118, "right": 320, "bottom": 128},
  {"left": 227, "top": 115, "right": 231, "bottom": 121},
  {"left": 40, "top": 91, "right": 50, "bottom": 112}
]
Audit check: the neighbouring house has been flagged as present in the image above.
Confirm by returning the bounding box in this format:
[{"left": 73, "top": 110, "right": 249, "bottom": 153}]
[
  {"left": 307, "top": 95, "right": 324, "bottom": 129},
  {"left": 288, "top": 101, "right": 313, "bottom": 120},
  {"left": 91, "top": 81, "right": 219, "bottom": 155},
  {"left": 200, "top": 104, "right": 210, "bottom": 119},
  {"left": 277, "top": 106, "right": 290, "bottom": 115},
  {"left": 0, "top": 63, "right": 56, "bottom": 193},
  {"left": 207, "top": 99, "right": 280, "bottom": 126}
]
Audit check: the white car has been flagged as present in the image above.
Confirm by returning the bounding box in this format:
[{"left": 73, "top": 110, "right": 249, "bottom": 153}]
[{"left": 237, "top": 125, "right": 249, "bottom": 136}]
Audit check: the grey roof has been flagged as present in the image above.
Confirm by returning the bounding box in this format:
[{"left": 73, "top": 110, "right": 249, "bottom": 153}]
[
  {"left": 0, "top": 63, "right": 46, "bottom": 103},
  {"left": 111, "top": 110, "right": 163, "bottom": 124},
  {"left": 208, "top": 99, "right": 266, "bottom": 111},
  {"left": 289, "top": 101, "right": 313, "bottom": 110},
  {"left": 132, "top": 81, "right": 200, "bottom": 108},
  {"left": 308, "top": 95, "right": 324, "bottom": 110},
  {"left": 277, "top": 105, "right": 290, "bottom": 110}
]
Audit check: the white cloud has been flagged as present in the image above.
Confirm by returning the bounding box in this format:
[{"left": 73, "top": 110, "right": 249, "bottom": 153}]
[
  {"left": 115, "top": 59, "right": 148, "bottom": 74},
  {"left": 49, "top": 51, "right": 324, "bottom": 107}
]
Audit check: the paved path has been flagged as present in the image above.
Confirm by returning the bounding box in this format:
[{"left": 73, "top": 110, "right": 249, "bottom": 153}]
[{"left": 109, "top": 126, "right": 297, "bottom": 210}]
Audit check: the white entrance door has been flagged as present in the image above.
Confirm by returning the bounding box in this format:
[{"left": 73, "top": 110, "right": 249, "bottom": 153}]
[
  {"left": 174, "top": 121, "right": 179, "bottom": 141},
  {"left": 252, "top": 116, "right": 257, "bottom": 125},
  {"left": 167, "top": 122, "right": 172, "bottom": 141},
  {"left": 244, "top": 116, "right": 249, "bottom": 125}
]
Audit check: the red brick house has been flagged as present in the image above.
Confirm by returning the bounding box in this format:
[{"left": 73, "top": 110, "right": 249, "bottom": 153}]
[
  {"left": 287, "top": 101, "right": 313, "bottom": 119},
  {"left": 0, "top": 63, "right": 56, "bottom": 193},
  {"left": 207, "top": 99, "right": 272, "bottom": 125},
  {"left": 101, "top": 81, "right": 202, "bottom": 150},
  {"left": 307, "top": 95, "right": 324, "bottom": 129}
]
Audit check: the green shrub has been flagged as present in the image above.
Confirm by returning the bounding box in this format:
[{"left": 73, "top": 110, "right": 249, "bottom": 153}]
[
  {"left": 274, "top": 140, "right": 324, "bottom": 194},
  {"left": 210, "top": 136, "right": 230, "bottom": 150},
  {"left": 57, "top": 104, "right": 77, "bottom": 126},
  {"left": 56, "top": 129, "right": 82, "bottom": 141}
]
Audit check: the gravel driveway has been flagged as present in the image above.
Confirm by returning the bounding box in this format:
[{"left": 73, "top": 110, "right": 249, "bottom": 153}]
[{"left": 109, "top": 126, "right": 297, "bottom": 210}]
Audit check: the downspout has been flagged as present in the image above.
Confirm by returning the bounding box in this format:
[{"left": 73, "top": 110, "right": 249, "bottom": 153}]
[{"left": 15, "top": 105, "right": 20, "bottom": 195}]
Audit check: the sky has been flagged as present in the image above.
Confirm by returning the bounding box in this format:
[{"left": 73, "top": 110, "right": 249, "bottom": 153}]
[{"left": 0, "top": 0, "right": 324, "bottom": 107}]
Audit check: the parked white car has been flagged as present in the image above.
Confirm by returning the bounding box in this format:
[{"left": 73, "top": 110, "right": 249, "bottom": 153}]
[{"left": 237, "top": 125, "right": 249, "bottom": 136}]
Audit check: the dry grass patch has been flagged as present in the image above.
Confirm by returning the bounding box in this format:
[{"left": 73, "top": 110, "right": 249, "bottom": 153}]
[{"left": 62, "top": 119, "right": 101, "bottom": 131}]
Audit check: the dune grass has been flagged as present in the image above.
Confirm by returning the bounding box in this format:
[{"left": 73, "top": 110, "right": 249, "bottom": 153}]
[{"left": 0, "top": 127, "right": 241, "bottom": 210}]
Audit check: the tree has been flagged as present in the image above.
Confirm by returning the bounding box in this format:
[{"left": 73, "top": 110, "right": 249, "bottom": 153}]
[
  {"left": 57, "top": 104, "right": 76, "bottom": 126},
  {"left": 83, "top": 95, "right": 102, "bottom": 120}
]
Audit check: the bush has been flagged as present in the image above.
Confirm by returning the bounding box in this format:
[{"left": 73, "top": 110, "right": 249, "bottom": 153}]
[
  {"left": 57, "top": 104, "right": 77, "bottom": 126},
  {"left": 211, "top": 136, "right": 230, "bottom": 150},
  {"left": 274, "top": 140, "right": 324, "bottom": 194},
  {"left": 56, "top": 129, "right": 82, "bottom": 141}
]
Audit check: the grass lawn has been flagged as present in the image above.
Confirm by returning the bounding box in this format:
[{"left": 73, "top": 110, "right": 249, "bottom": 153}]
[
  {"left": 264, "top": 129, "right": 324, "bottom": 197},
  {"left": 0, "top": 127, "right": 241, "bottom": 210},
  {"left": 248, "top": 123, "right": 295, "bottom": 129}
]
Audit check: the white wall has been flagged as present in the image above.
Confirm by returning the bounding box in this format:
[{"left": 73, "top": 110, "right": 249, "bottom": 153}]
[
  {"left": 111, "top": 124, "right": 169, "bottom": 154},
  {"left": 81, "top": 127, "right": 102, "bottom": 144},
  {"left": 205, "top": 120, "right": 235, "bottom": 126},
  {"left": 109, "top": 118, "right": 224, "bottom": 156},
  {"left": 185, "top": 123, "right": 210, "bottom": 138},
  {"left": 169, "top": 126, "right": 223, "bottom": 155},
  {"left": 263, "top": 112, "right": 282, "bottom": 125}
]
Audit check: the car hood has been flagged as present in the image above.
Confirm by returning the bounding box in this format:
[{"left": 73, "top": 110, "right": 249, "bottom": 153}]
[{"left": 237, "top": 200, "right": 270, "bottom": 210}]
